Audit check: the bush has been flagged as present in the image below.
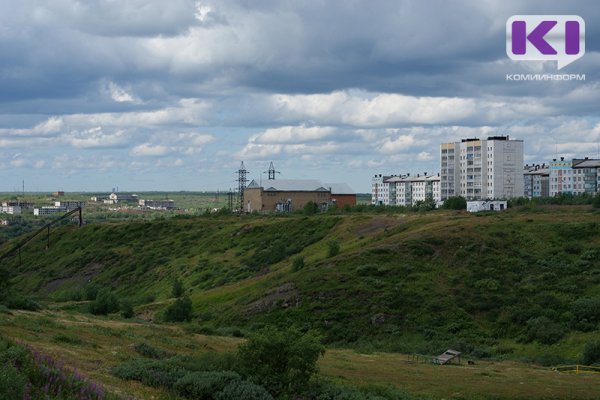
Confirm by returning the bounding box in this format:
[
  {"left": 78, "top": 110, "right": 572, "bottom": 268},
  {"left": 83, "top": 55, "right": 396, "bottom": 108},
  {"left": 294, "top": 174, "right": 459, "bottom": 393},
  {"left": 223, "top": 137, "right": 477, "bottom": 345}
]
[
  {"left": 238, "top": 326, "right": 325, "bottom": 396},
  {"left": 5, "top": 295, "right": 40, "bottom": 311},
  {"left": 111, "top": 359, "right": 187, "bottom": 389},
  {"left": 304, "top": 201, "right": 319, "bottom": 215},
  {"left": 292, "top": 256, "right": 305, "bottom": 272},
  {"left": 120, "top": 300, "right": 134, "bottom": 319},
  {"left": 0, "top": 365, "right": 26, "bottom": 399},
  {"left": 84, "top": 284, "right": 99, "bottom": 301},
  {"left": 573, "top": 297, "right": 600, "bottom": 323},
  {"left": 173, "top": 278, "right": 185, "bottom": 298},
  {"left": 164, "top": 295, "right": 193, "bottom": 322},
  {"left": 327, "top": 240, "right": 340, "bottom": 258},
  {"left": 525, "top": 316, "right": 565, "bottom": 345},
  {"left": 174, "top": 371, "right": 240, "bottom": 399},
  {"left": 593, "top": 193, "right": 600, "bottom": 209},
  {"left": 134, "top": 343, "right": 169, "bottom": 359},
  {"left": 443, "top": 196, "right": 467, "bottom": 210},
  {"left": 215, "top": 380, "right": 274, "bottom": 400},
  {"left": 89, "top": 289, "right": 119, "bottom": 315},
  {"left": 582, "top": 340, "right": 600, "bottom": 365}
]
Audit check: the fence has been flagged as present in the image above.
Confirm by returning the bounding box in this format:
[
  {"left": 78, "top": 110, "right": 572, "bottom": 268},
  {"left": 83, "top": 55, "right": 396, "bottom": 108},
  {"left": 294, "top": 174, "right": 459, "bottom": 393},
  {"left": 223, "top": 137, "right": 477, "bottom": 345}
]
[{"left": 555, "top": 365, "right": 600, "bottom": 374}]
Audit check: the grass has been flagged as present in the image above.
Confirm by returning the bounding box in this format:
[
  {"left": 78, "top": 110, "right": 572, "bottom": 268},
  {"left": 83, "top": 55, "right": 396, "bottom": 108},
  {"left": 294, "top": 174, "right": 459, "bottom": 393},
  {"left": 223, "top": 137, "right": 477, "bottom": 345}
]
[{"left": 1, "top": 310, "right": 599, "bottom": 399}]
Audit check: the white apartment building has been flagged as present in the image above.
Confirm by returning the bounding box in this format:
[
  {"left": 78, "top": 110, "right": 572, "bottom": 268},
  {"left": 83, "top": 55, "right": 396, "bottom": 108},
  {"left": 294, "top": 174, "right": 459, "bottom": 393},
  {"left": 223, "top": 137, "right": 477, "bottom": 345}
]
[
  {"left": 0, "top": 206, "right": 21, "bottom": 215},
  {"left": 55, "top": 201, "right": 86, "bottom": 210},
  {"left": 371, "top": 174, "right": 391, "bottom": 205},
  {"left": 372, "top": 173, "right": 441, "bottom": 206},
  {"left": 441, "top": 136, "right": 524, "bottom": 200},
  {"left": 34, "top": 206, "right": 67, "bottom": 216}
]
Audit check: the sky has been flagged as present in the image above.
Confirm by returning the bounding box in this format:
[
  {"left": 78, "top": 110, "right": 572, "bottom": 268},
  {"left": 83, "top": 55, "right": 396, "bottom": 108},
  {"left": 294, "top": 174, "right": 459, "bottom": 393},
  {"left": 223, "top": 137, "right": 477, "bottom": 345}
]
[{"left": 1, "top": 0, "right": 599, "bottom": 193}]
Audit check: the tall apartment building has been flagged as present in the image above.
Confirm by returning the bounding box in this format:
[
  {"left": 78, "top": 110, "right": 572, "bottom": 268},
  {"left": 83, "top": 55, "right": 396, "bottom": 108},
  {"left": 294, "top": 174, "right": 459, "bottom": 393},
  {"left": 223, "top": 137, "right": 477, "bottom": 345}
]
[
  {"left": 440, "top": 136, "right": 524, "bottom": 200},
  {"left": 523, "top": 164, "right": 550, "bottom": 198},
  {"left": 371, "top": 174, "right": 391, "bottom": 205},
  {"left": 550, "top": 157, "right": 600, "bottom": 196}
]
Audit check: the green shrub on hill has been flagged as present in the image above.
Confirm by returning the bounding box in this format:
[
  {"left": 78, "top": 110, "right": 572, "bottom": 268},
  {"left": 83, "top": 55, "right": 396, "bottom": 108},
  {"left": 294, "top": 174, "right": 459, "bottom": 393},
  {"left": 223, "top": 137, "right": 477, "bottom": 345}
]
[
  {"left": 164, "top": 295, "right": 193, "bottom": 322},
  {"left": 89, "top": 288, "right": 119, "bottom": 315}
]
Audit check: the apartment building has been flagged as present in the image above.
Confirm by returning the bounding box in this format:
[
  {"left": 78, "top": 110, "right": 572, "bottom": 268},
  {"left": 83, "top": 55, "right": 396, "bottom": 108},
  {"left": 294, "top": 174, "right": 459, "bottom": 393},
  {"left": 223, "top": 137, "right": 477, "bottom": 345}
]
[
  {"left": 440, "top": 136, "right": 524, "bottom": 200},
  {"left": 371, "top": 173, "right": 440, "bottom": 206},
  {"left": 523, "top": 164, "right": 550, "bottom": 198},
  {"left": 550, "top": 157, "right": 600, "bottom": 196}
]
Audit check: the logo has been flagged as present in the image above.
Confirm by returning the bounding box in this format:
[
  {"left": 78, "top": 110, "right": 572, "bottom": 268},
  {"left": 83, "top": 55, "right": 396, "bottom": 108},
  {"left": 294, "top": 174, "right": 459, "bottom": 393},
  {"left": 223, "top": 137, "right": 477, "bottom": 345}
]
[{"left": 506, "top": 15, "right": 585, "bottom": 70}]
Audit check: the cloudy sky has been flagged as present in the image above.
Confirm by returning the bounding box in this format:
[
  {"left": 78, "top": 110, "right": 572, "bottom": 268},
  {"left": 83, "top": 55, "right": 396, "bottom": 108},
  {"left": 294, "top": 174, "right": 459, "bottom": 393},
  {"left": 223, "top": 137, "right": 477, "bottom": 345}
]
[{"left": 1, "top": 0, "right": 599, "bottom": 192}]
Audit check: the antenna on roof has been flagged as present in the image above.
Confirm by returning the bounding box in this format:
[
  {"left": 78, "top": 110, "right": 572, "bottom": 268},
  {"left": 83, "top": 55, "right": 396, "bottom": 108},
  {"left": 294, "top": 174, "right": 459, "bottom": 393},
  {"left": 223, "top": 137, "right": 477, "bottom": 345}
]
[{"left": 264, "top": 161, "right": 281, "bottom": 180}]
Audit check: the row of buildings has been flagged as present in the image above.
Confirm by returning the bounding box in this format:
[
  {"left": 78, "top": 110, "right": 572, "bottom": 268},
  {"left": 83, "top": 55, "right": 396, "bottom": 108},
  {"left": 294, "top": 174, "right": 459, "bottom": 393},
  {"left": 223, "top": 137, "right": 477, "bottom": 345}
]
[{"left": 372, "top": 136, "right": 600, "bottom": 205}]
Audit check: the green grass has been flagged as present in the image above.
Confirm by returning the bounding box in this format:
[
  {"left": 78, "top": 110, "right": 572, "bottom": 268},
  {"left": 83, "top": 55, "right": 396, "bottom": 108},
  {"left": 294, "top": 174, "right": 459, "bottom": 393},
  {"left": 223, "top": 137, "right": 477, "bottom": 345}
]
[{"left": 2, "top": 205, "right": 600, "bottom": 365}]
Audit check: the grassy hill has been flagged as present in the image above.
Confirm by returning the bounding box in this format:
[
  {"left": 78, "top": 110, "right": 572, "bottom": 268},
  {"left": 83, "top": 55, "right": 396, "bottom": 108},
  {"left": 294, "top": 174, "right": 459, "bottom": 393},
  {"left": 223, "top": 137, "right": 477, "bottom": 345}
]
[{"left": 2, "top": 206, "right": 600, "bottom": 364}]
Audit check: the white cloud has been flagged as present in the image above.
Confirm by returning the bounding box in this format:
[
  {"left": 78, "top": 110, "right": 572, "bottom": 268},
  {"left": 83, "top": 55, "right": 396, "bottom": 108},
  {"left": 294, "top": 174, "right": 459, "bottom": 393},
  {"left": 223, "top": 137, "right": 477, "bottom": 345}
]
[
  {"left": 62, "top": 127, "right": 129, "bottom": 148},
  {"left": 107, "top": 82, "right": 138, "bottom": 103},
  {"left": 130, "top": 143, "right": 170, "bottom": 156},
  {"left": 251, "top": 125, "right": 336, "bottom": 144}
]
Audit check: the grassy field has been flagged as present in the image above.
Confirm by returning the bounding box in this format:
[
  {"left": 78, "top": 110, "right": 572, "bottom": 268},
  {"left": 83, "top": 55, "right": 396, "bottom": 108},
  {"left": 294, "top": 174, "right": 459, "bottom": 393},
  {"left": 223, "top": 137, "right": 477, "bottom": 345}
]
[{"left": 1, "top": 309, "right": 599, "bottom": 400}]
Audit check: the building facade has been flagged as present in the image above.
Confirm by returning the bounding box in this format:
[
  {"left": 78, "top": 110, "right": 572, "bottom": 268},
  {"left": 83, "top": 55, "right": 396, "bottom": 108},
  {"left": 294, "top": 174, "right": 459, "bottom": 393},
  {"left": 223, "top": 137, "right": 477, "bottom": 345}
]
[
  {"left": 440, "top": 136, "right": 524, "bottom": 200},
  {"left": 0, "top": 206, "right": 21, "bottom": 215},
  {"left": 55, "top": 201, "right": 86, "bottom": 210},
  {"left": 523, "top": 164, "right": 550, "bottom": 198},
  {"left": 34, "top": 206, "right": 67, "bottom": 216},
  {"left": 550, "top": 157, "right": 600, "bottom": 196},
  {"left": 371, "top": 173, "right": 441, "bottom": 206},
  {"left": 244, "top": 179, "right": 355, "bottom": 213},
  {"left": 139, "top": 199, "right": 176, "bottom": 210}
]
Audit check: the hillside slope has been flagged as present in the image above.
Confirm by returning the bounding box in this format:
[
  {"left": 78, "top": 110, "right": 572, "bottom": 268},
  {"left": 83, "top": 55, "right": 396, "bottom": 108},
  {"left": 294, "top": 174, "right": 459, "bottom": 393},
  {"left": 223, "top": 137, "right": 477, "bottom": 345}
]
[{"left": 3, "top": 207, "right": 600, "bottom": 359}]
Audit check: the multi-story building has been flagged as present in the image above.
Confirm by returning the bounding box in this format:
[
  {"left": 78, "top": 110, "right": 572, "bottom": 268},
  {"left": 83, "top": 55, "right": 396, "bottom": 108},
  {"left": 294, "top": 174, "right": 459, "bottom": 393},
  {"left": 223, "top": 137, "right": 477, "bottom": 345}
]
[
  {"left": 524, "top": 164, "right": 550, "bottom": 198},
  {"left": 550, "top": 157, "right": 600, "bottom": 196},
  {"left": 371, "top": 173, "right": 441, "bottom": 206},
  {"left": 0, "top": 206, "right": 21, "bottom": 215},
  {"left": 440, "top": 136, "right": 524, "bottom": 200},
  {"left": 2, "top": 201, "right": 34, "bottom": 209},
  {"left": 371, "top": 174, "right": 391, "bottom": 205},
  {"left": 139, "top": 199, "right": 176, "bottom": 210},
  {"left": 55, "top": 201, "right": 86, "bottom": 210},
  {"left": 33, "top": 206, "right": 67, "bottom": 216}
]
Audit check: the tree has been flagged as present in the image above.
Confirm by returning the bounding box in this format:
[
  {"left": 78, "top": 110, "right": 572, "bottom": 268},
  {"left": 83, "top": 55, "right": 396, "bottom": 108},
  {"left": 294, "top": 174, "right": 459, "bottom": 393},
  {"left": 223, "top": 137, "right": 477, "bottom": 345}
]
[
  {"left": 593, "top": 192, "right": 600, "bottom": 209},
  {"left": 164, "top": 295, "right": 192, "bottom": 322},
  {"left": 303, "top": 201, "right": 319, "bottom": 215},
  {"left": 89, "top": 289, "right": 120, "bottom": 315},
  {"left": 172, "top": 278, "right": 185, "bottom": 298},
  {"left": 237, "top": 326, "right": 324, "bottom": 396},
  {"left": 582, "top": 340, "right": 600, "bottom": 365},
  {"left": 443, "top": 196, "right": 467, "bottom": 210},
  {"left": 327, "top": 240, "right": 340, "bottom": 257}
]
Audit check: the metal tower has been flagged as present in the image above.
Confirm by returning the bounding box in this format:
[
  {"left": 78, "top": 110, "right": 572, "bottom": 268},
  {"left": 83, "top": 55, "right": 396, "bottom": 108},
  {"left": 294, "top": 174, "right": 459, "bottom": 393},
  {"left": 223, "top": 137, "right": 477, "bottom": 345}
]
[
  {"left": 264, "top": 161, "right": 280, "bottom": 180},
  {"left": 236, "top": 161, "right": 248, "bottom": 212}
]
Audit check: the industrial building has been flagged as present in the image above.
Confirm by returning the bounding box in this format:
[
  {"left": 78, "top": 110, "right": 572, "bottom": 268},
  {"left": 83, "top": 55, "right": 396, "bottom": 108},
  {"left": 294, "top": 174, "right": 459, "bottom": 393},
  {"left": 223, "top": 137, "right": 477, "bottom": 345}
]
[
  {"left": 104, "top": 192, "right": 138, "bottom": 204},
  {"left": 441, "top": 136, "right": 524, "bottom": 200},
  {"left": 466, "top": 200, "right": 507, "bottom": 212},
  {"left": 139, "top": 199, "right": 176, "bottom": 210},
  {"left": 2, "top": 201, "right": 34, "bottom": 209},
  {"left": 243, "top": 179, "right": 355, "bottom": 213}
]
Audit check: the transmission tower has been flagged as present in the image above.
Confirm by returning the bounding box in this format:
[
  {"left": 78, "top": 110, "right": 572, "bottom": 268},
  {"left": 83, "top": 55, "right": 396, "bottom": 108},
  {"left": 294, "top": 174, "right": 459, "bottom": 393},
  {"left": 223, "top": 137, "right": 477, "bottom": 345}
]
[
  {"left": 264, "top": 161, "right": 280, "bottom": 180},
  {"left": 236, "top": 161, "right": 248, "bottom": 213}
]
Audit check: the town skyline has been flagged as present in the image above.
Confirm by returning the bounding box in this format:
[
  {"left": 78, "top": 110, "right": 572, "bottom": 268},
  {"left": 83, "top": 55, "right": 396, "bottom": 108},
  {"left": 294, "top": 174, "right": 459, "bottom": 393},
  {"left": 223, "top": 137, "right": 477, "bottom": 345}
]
[{"left": 1, "top": 1, "right": 599, "bottom": 193}]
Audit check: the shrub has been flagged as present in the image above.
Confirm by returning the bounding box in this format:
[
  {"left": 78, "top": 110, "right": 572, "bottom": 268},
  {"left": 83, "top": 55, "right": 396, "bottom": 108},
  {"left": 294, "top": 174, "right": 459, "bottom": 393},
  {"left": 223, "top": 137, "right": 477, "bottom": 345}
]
[
  {"left": 443, "top": 196, "right": 467, "bottom": 210},
  {"left": 84, "top": 284, "right": 99, "bottom": 301},
  {"left": 134, "top": 343, "right": 169, "bottom": 359},
  {"left": 6, "top": 295, "right": 40, "bottom": 311},
  {"left": 525, "top": 316, "right": 565, "bottom": 345},
  {"left": 582, "top": 340, "right": 600, "bottom": 365},
  {"left": 238, "top": 326, "right": 325, "bottom": 396},
  {"left": 164, "top": 295, "right": 193, "bottom": 322},
  {"left": 111, "top": 359, "right": 186, "bottom": 389},
  {"left": 120, "top": 300, "right": 134, "bottom": 319},
  {"left": 173, "top": 278, "right": 185, "bottom": 298},
  {"left": 0, "top": 365, "right": 26, "bottom": 399},
  {"left": 327, "top": 240, "right": 340, "bottom": 258},
  {"left": 593, "top": 192, "right": 600, "bottom": 209},
  {"left": 174, "top": 371, "right": 240, "bottom": 399},
  {"left": 303, "top": 201, "right": 319, "bottom": 215},
  {"left": 292, "top": 256, "right": 305, "bottom": 272},
  {"left": 572, "top": 297, "right": 600, "bottom": 323},
  {"left": 215, "top": 380, "right": 274, "bottom": 400},
  {"left": 89, "top": 289, "right": 119, "bottom": 315}
]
